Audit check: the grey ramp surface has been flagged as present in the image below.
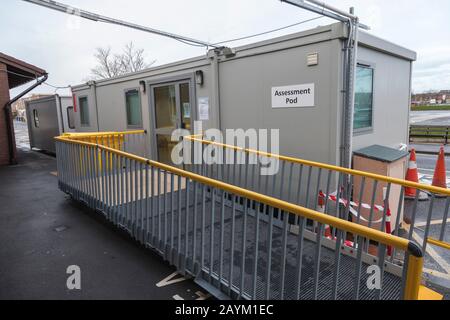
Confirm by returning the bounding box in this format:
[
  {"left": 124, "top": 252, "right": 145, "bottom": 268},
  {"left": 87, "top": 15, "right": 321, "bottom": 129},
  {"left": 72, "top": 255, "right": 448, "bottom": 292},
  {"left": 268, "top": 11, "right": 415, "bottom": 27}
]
[{"left": 111, "top": 188, "right": 403, "bottom": 300}]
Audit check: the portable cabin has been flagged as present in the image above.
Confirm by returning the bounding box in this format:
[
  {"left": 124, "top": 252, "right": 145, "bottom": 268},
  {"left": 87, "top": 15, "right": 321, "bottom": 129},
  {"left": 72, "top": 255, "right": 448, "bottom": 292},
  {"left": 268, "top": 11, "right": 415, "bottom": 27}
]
[
  {"left": 71, "top": 22, "right": 416, "bottom": 168},
  {"left": 25, "top": 94, "right": 75, "bottom": 153}
]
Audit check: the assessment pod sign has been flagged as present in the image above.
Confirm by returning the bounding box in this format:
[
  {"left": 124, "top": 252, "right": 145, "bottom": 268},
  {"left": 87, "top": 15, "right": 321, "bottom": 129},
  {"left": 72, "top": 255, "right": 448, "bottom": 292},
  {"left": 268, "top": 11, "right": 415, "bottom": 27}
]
[{"left": 272, "top": 83, "right": 315, "bottom": 108}]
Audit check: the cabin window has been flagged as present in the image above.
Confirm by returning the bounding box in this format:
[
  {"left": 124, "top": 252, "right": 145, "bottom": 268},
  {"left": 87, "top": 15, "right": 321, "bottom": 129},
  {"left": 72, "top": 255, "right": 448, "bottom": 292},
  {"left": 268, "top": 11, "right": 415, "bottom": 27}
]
[
  {"left": 125, "top": 89, "right": 142, "bottom": 127},
  {"left": 33, "top": 109, "right": 40, "bottom": 128},
  {"left": 354, "top": 65, "right": 374, "bottom": 132},
  {"left": 79, "top": 97, "right": 90, "bottom": 126},
  {"left": 67, "top": 106, "right": 75, "bottom": 129}
]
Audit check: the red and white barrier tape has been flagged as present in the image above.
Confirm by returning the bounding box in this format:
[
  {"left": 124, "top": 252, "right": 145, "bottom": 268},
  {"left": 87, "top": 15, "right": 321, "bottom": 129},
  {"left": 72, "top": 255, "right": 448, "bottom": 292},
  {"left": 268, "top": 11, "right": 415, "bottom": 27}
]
[
  {"left": 318, "top": 190, "right": 393, "bottom": 255},
  {"left": 319, "top": 191, "right": 391, "bottom": 224}
]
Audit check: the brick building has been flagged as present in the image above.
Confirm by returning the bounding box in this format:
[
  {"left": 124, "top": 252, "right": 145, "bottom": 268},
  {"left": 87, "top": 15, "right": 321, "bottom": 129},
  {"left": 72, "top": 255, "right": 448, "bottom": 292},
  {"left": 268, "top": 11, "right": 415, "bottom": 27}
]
[
  {"left": 0, "top": 53, "right": 46, "bottom": 165},
  {"left": 412, "top": 90, "right": 450, "bottom": 105}
]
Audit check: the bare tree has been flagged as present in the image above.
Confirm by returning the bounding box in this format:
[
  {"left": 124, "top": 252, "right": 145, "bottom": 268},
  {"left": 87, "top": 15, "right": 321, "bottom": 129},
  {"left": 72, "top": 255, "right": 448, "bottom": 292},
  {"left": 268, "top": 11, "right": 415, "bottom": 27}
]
[
  {"left": 90, "top": 42, "right": 155, "bottom": 80},
  {"left": 119, "top": 42, "right": 152, "bottom": 73},
  {"left": 90, "top": 47, "right": 121, "bottom": 79}
]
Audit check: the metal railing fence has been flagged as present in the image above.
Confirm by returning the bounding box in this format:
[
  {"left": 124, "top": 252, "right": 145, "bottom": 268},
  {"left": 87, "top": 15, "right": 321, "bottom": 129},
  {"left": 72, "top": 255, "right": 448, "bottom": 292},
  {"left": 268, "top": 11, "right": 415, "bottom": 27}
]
[
  {"left": 55, "top": 133, "right": 424, "bottom": 300},
  {"left": 62, "top": 130, "right": 148, "bottom": 157},
  {"left": 183, "top": 135, "right": 450, "bottom": 267}
]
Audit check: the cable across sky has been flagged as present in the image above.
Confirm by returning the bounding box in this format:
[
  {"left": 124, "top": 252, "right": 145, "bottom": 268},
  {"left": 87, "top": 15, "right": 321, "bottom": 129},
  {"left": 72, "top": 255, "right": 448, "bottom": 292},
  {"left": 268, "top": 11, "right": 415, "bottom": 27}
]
[{"left": 212, "top": 16, "right": 325, "bottom": 45}]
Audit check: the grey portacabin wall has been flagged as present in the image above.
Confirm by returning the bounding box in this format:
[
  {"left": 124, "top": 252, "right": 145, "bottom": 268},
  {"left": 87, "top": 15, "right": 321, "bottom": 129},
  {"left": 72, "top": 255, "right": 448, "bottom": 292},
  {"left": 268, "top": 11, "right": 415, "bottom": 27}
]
[
  {"left": 218, "top": 38, "right": 342, "bottom": 166},
  {"left": 352, "top": 45, "right": 412, "bottom": 152},
  {"left": 73, "top": 88, "right": 98, "bottom": 133},
  {"left": 60, "top": 96, "right": 76, "bottom": 133},
  {"left": 25, "top": 96, "right": 60, "bottom": 153},
  {"left": 217, "top": 33, "right": 344, "bottom": 206},
  {"left": 55, "top": 96, "right": 75, "bottom": 134}
]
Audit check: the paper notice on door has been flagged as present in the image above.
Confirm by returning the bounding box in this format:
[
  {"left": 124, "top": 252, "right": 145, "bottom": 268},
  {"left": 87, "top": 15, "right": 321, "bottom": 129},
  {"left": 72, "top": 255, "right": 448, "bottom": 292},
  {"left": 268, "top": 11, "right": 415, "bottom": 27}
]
[{"left": 198, "top": 97, "right": 209, "bottom": 121}]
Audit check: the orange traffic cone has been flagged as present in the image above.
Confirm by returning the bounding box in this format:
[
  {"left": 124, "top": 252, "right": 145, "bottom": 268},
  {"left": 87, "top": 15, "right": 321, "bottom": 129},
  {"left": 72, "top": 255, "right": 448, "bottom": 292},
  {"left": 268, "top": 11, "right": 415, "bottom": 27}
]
[
  {"left": 432, "top": 147, "right": 447, "bottom": 193},
  {"left": 405, "top": 149, "right": 428, "bottom": 201}
]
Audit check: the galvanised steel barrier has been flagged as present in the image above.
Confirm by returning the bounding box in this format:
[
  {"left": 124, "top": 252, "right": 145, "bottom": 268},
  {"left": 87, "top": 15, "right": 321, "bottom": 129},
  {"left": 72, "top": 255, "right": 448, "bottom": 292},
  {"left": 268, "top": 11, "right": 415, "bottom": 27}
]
[
  {"left": 184, "top": 135, "right": 450, "bottom": 273},
  {"left": 54, "top": 131, "right": 430, "bottom": 300},
  {"left": 62, "top": 130, "right": 148, "bottom": 158}
]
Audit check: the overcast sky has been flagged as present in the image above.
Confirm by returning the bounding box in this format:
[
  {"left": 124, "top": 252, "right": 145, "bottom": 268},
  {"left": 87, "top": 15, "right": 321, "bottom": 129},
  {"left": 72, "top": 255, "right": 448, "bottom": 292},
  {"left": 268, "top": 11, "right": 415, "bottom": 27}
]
[{"left": 2, "top": 0, "right": 450, "bottom": 97}]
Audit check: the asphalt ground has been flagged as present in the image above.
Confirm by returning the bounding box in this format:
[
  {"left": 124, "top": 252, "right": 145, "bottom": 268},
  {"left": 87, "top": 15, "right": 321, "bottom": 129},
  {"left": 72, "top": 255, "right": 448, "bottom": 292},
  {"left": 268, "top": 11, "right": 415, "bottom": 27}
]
[
  {"left": 410, "top": 110, "right": 450, "bottom": 126},
  {"left": 416, "top": 153, "right": 450, "bottom": 186},
  {"left": 0, "top": 148, "right": 208, "bottom": 300}
]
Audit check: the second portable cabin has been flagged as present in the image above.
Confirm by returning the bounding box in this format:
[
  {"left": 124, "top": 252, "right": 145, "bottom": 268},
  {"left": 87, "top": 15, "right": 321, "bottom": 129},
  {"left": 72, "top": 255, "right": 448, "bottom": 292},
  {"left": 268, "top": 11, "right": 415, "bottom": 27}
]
[{"left": 26, "top": 94, "right": 75, "bottom": 153}]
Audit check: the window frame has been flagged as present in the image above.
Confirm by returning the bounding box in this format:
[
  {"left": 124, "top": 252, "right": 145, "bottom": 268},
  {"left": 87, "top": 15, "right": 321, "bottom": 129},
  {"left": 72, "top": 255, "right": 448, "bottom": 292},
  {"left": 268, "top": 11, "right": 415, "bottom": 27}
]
[
  {"left": 66, "top": 106, "right": 75, "bottom": 129},
  {"left": 124, "top": 87, "right": 143, "bottom": 129},
  {"left": 148, "top": 73, "right": 197, "bottom": 162},
  {"left": 78, "top": 96, "right": 90, "bottom": 127},
  {"left": 353, "top": 62, "right": 375, "bottom": 135}
]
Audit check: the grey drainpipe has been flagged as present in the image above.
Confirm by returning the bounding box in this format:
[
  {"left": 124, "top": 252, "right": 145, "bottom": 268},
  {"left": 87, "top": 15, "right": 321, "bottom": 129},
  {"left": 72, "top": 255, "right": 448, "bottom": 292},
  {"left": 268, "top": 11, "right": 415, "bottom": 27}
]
[{"left": 4, "top": 73, "right": 48, "bottom": 164}]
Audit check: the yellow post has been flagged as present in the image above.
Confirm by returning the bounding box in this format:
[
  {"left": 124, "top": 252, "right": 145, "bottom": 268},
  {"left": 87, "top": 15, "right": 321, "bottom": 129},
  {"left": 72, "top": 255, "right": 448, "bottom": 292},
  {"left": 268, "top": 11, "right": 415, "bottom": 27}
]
[{"left": 403, "top": 243, "right": 424, "bottom": 300}]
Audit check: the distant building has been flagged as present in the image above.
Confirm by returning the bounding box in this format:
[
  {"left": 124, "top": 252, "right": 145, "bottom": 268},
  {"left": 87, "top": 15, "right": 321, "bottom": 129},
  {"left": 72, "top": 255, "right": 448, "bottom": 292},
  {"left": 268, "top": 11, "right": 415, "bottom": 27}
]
[{"left": 412, "top": 90, "right": 450, "bottom": 105}]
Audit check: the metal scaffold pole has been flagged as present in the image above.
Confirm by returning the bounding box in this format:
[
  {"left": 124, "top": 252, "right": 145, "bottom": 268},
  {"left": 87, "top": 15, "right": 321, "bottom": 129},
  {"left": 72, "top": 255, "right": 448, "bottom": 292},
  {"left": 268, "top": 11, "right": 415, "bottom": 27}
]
[{"left": 342, "top": 14, "right": 359, "bottom": 169}]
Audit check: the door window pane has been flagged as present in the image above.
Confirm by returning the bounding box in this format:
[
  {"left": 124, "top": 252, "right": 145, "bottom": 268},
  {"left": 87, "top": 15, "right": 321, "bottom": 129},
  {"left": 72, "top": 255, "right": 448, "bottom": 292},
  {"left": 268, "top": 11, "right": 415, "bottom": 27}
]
[
  {"left": 354, "top": 65, "right": 374, "bottom": 131},
  {"left": 126, "top": 89, "right": 142, "bottom": 127},
  {"left": 79, "top": 97, "right": 90, "bottom": 126},
  {"left": 154, "top": 85, "right": 177, "bottom": 129}
]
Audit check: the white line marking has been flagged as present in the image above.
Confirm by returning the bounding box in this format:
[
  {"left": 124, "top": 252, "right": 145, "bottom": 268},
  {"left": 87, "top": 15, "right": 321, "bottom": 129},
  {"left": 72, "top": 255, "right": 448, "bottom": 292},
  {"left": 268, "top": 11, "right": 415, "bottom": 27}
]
[
  {"left": 156, "top": 272, "right": 189, "bottom": 288},
  {"left": 414, "top": 218, "right": 450, "bottom": 228},
  {"left": 418, "top": 173, "right": 450, "bottom": 187},
  {"left": 173, "top": 294, "right": 184, "bottom": 300},
  {"left": 423, "top": 268, "right": 450, "bottom": 281}
]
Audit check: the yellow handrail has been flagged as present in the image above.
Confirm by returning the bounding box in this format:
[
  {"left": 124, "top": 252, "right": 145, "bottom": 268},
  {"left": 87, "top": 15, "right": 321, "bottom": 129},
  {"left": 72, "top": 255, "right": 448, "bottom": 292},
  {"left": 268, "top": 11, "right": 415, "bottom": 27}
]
[
  {"left": 55, "top": 132, "right": 425, "bottom": 300},
  {"left": 428, "top": 238, "right": 450, "bottom": 250},
  {"left": 184, "top": 135, "right": 450, "bottom": 197},
  {"left": 62, "top": 130, "right": 145, "bottom": 139},
  {"left": 56, "top": 135, "right": 410, "bottom": 250}
]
